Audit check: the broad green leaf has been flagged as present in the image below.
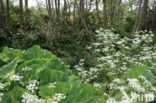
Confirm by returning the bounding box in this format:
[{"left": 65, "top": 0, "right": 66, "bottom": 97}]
[
  {"left": 39, "top": 82, "right": 69, "bottom": 99},
  {"left": 62, "top": 82, "right": 96, "bottom": 103},
  {"left": 127, "top": 66, "right": 154, "bottom": 82},
  {"left": 0, "top": 57, "right": 19, "bottom": 78},
  {"left": 0, "top": 47, "right": 23, "bottom": 62},
  {"left": 2, "top": 86, "right": 26, "bottom": 103},
  {"left": 22, "top": 45, "right": 57, "bottom": 60}
]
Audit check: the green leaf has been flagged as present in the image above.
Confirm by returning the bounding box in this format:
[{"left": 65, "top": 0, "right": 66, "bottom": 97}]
[
  {"left": 39, "top": 82, "right": 69, "bottom": 99},
  {"left": 2, "top": 86, "right": 26, "bottom": 103},
  {"left": 127, "top": 66, "right": 154, "bottom": 81},
  {"left": 0, "top": 47, "right": 23, "bottom": 62},
  {"left": 22, "top": 45, "right": 57, "bottom": 60},
  {"left": 0, "top": 57, "right": 19, "bottom": 78},
  {"left": 39, "top": 69, "right": 70, "bottom": 85},
  {"left": 62, "top": 82, "right": 96, "bottom": 103}
]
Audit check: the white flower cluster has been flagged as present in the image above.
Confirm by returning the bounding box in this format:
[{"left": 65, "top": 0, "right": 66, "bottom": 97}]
[
  {"left": 93, "top": 83, "right": 102, "bottom": 88},
  {"left": 127, "top": 78, "right": 145, "bottom": 93},
  {"left": 26, "top": 80, "right": 39, "bottom": 93},
  {"left": 22, "top": 67, "right": 32, "bottom": 71},
  {"left": 112, "top": 78, "right": 121, "bottom": 84},
  {"left": 50, "top": 93, "right": 66, "bottom": 103},
  {"left": 22, "top": 92, "right": 45, "bottom": 103},
  {"left": 0, "top": 93, "right": 3, "bottom": 101},
  {"left": 107, "top": 77, "right": 155, "bottom": 103},
  {"left": 4, "top": 71, "right": 14, "bottom": 79},
  {"left": 106, "top": 92, "right": 155, "bottom": 103},
  {"left": 0, "top": 83, "right": 4, "bottom": 89},
  {"left": 22, "top": 92, "right": 66, "bottom": 103},
  {"left": 10, "top": 75, "right": 23, "bottom": 81},
  {"left": 49, "top": 82, "right": 56, "bottom": 88},
  {"left": 75, "top": 59, "right": 100, "bottom": 83},
  {"left": 76, "top": 29, "right": 155, "bottom": 102}
]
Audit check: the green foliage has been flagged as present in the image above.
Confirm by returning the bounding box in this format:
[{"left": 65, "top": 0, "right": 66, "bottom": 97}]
[
  {"left": 127, "top": 66, "right": 154, "bottom": 81},
  {"left": 0, "top": 57, "right": 19, "bottom": 78},
  {"left": 0, "top": 45, "right": 97, "bottom": 103}
]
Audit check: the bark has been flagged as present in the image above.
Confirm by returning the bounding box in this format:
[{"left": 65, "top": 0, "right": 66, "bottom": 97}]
[
  {"left": 25, "top": 0, "right": 28, "bottom": 24},
  {"left": 103, "top": 0, "right": 107, "bottom": 28},
  {"left": 79, "top": 0, "right": 84, "bottom": 28},
  {"left": 47, "top": 0, "right": 53, "bottom": 37},
  {"left": 63, "top": 0, "right": 67, "bottom": 22},
  {"left": 19, "top": 0, "right": 24, "bottom": 28},
  {"left": 0, "top": 0, "right": 5, "bottom": 26},
  {"left": 57, "top": 0, "right": 60, "bottom": 22},
  {"left": 135, "top": 0, "right": 148, "bottom": 31},
  {"left": 95, "top": 0, "right": 101, "bottom": 27},
  {"left": 133, "top": 0, "right": 143, "bottom": 33},
  {"left": 6, "top": 0, "right": 10, "bottom": 23}
]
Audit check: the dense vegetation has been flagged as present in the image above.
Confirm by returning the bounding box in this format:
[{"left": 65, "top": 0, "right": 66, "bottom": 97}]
[{"left": 0, "top": 0, "right": 156, "bottom": 103}]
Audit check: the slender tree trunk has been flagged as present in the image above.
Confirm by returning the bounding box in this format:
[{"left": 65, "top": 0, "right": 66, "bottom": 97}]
[
  {"left": 25, "top": 0, "right": 28, "bottom": 25},
  {"left": 19, "top": 0, "right": 24, "bottom": 28},
  {"left": 57, "top": 0, "right": 60, "bottom": 23},
  {"left": 6, "top": 0, "right": 10, "bottom": 24},
  {"left": 47, "top": 0, "right": 53, "bottom": 38},
  {"left": 0, "top": 0, "right": 5, "bottom": 26},
  {"left": 110, "top": 0, "right": 113, "bottom": 25},
  {"left": 63, "top": 0, "right": 67, "bottom": 22},
  {"left": 139, "top": 0, "right": 148, "bottom": 30},
  {"left": 133, "top": 0, "right": 143, "bottom": 33},
  {"left": 79, "top": 0, "right": 84, "bottom": 28},
  {"left": 95, "top": 0, "right": 101, "bottom": 27},
  {"left": 103, "top": 0, "right": 107, "bottom": 28},
  {"left": 73, "top": 0, "right": 76, "bottom": 24}
]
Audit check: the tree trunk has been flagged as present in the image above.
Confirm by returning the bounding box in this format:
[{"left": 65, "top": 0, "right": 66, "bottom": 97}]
[
  {"left": 47, "top": 0, "right": 53, "bottom": 38},
  {"left": 103, "top": 0, "right": 107, "bottom": 28},
  {"left": 139, "top": 0, "right": 148, "bottom": 30},
  {"left": 95, "top": 0, "right": 101, "bottom": 27},
  {"left": 6, "top": 0, "right": 10, "bottom": 24},
  {"left": 133, "top": 0, "right": 143, "bottom": 33},
  {"left": 25, "top": 0, "right": 28, "bottom": 24},
  {"left": 0, "top": 0, "right": 5, "bottom": 26},
  {"left": 19, "top": 0, "right": 24, "bottom": 28}
]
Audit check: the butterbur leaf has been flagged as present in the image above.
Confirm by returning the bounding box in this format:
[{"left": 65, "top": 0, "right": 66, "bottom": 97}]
[
  {"left": 62, "top": 81, "right": 96, "bottom": 103},
  {"left": 0, "top": 57, "right": 19, "bottom": 78},
  {"left": 39, "top": 85, "right": 54, "bottom": 99},
  {"left": 127, "top": 66, "right": 154, "bottom": 82},
  {"left": 0, "top": 47, "right": 23, "bottom": 62},
  {"left": 39, "top": 69, "right": 69, "bottom": 85},
  {"left": 2, "top": 86, "right": 26, "bottom": 103},
  {"left": 22, "top": 45, "right": 57, "bottom": 60},
  {"left": 39, "top": 82, "right": 69, "bottom": 99}
]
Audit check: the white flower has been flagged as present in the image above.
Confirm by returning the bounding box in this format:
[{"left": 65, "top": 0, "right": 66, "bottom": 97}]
[
  {"left": 127, "top": 78, "right": 145, "bottom": 93},
  {"left": 144, "top": 93, "right": 154, "bottom": 102},
  {"left": 93, "top": 83, "right": 102, "bottom": 88},
  {"left": 106, "top": 98, "right": 118, "bottom": 103},
  {"left": 0, "top": 93, "right": 3, "bottom": 101},
  {"left": 112, "top": 78, "right": 121, "bottom": 84},
  {"left": 26, "top": 80, "right": 39, "bottom": 93},
  {"left": 4, "top": 71, "right": 14, "bottom": 79},
  {"left": 0, "top": 83, "right": 4, "bottom": 89},
  {"left": 52, "top": 93, "right": 66, "bottom": 103},
  {"left": 22, "top": 92, "right": 46, "bottom": 103},
  {"left": 49, "top": 82, "right": 56, "bottom": 88},
  {"left": 10, "top": 75, "right": 23, "bottom": 81},
  {"left": 131, "top": 92, "right": 140, "bottom": 102},
  {"left": 22, "top": 67, "right": 32, "bottom": 71}
]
